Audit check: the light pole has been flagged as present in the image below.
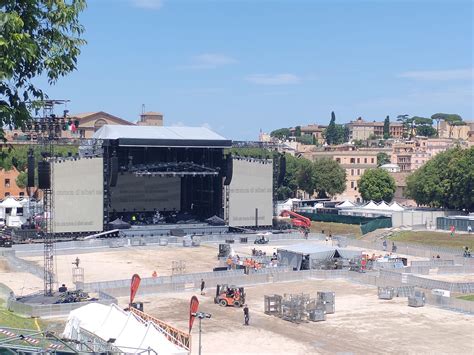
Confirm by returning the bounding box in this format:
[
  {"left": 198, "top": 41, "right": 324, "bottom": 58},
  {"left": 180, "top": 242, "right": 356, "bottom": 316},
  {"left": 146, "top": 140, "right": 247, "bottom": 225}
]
[{"left": 191, "top": 311, "right": 211, "bottom": 355}]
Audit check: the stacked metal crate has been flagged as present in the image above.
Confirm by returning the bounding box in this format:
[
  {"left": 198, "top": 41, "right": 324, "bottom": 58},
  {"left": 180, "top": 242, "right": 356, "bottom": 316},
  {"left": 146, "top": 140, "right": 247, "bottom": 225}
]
[
  {"left": 264, "top": 294, "right": 282, "bottom": 315},
  {"left": 408, "top": 291, "right": 426, "bottom": 307},
  {"left": 317, "top": 291, "right": 335, "bottom": 314},
  {"left": 378, "top": 287, "right": 395, "bottom": 300}
]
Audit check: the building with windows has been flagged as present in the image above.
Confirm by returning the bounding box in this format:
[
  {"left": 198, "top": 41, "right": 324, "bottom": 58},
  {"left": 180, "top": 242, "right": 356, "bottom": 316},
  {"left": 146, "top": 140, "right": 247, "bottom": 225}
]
[
  {"left": 290, "top": 124, "right": 327, "bottom": 144},
  {"left": 346, "top": 117, "right": 404, "bottom": 141},
  {"left": 303, "top": 146, "right": 390, "bottom": 202},
  {"left": 0, "top": 167, "right": 26, "bottom": 198}
]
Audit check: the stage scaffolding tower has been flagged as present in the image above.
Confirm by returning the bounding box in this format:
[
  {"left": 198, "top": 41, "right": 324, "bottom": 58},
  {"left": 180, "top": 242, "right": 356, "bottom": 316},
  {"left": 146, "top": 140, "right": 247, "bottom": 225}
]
[{"left": 23, "top": 99, "right": 76, "bottom": 296}]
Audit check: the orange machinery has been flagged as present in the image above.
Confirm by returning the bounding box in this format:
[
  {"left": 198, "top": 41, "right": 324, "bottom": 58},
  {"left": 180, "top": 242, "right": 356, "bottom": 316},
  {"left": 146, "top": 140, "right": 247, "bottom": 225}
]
[{"left": 280, "top": 210, "right": 311, "bottom": 229}]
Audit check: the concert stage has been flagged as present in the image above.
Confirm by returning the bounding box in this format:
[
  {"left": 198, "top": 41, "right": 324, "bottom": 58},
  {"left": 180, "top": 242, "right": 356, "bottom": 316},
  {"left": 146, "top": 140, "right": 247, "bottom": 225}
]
[{"left": 93, "top": 125, "right": 232, "bottom": 229}]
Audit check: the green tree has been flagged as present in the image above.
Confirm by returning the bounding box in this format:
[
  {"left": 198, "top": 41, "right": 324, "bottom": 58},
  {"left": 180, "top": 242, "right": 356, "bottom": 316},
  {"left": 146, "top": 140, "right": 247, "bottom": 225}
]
[
  {"left": 296, "top": 159, "right": 315, "bottom": 195},
  {"left": 405, "top": 147, "right": 473, "bottom": 211},
  {"left": 0, "top": 0, "right": 87, "bottom": 135},
  {"left": 376, "top": 152, "right": 390, "bottom": 166},
  {"left": 294, "top": 126, "right": 301, "bottom": 137},
  {"left": 270, "top": 128, "right": 290, "bottom": 140},
  {"left": 383, "top": 115, "right": 390, "bottom": 139},
  {"left": 324, "top": 111, "right": 337, "bottom": 145},
  {"left": 296, "top": 135, "right": 314, "bottom": 145},
  {"left": 15, "top": 171, "right": 27, "bottom": 189},
  {"left": 411, "top": 116, "right": 436, "bottom": 137},
  {"left": 359, "top": 168, "right": 396, "bottom": 202},
  {"left": 312, "top": 158, "right": 346, "bottom": 198}
]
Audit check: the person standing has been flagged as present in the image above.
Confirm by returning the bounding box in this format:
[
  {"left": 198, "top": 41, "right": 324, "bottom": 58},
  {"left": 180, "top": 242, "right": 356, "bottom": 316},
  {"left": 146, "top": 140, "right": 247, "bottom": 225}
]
[
  {"left": 200, "top": 279, "right": 205, "bottom": 295},
  {"left": 243, "top": 305, "right": 249, "bottom": 326},
  {"left": 382, "top": 239, "right": 387, "bottom": 251}
]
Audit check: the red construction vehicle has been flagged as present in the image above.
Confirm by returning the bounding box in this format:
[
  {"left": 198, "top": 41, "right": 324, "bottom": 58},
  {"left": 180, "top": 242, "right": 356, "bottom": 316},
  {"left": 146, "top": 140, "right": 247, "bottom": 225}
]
[
  {"left": 280, "top": 210, "right": 311, "bottom": 230},
  {"left": 214, "top": 284, "right": 245, "bottom": 307}
]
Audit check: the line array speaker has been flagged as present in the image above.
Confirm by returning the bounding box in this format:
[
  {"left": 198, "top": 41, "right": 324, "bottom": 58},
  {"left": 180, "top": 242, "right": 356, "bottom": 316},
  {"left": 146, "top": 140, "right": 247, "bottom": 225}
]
[
  {"left": 109, "top": 156, "right": 118, "bottom": 187},
  {"left": 27, "top": 153, "right": 35, "bottom": 188},
  {"left": 223, "top": 155, "right": 233, "bottom": 186},
  {"left": 38, "top": 161, "right": 51, "bottom": 189}
]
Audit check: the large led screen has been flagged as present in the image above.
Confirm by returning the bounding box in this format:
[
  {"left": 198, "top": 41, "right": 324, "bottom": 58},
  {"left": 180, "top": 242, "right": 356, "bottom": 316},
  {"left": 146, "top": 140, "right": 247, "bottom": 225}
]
[
  {"left": 52, "top": 157, "right": 104, "bottom": 233},
  {"left": 227, "top": 158, "right": 273, "bottom": 227},
  {"left": 110, "top": 174, "right": 181, "bottom": 212}
]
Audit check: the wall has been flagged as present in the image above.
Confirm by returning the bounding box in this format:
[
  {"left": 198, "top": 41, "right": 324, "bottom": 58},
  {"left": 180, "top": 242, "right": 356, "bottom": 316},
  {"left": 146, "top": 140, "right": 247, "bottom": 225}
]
[{"left": 391, "top": 210, "right": 458, "bottom": 228}]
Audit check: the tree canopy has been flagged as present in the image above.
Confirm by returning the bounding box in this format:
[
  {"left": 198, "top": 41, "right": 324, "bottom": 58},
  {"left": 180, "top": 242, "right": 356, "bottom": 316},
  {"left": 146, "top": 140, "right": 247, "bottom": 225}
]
[
  {"left": 358, "top": 168, "right": 396, "bottom": 202},
  {"left": 376, "top": 152, "right": 390, "bottom": 166},
  {"left": 405, "top": 147, "right": 473, "bottom": 211},
  {"left": 383, "top": 115, "right": 390, "bottom": 139},
  {"left": 324, "top": 111, "right": 347, "bottom": 145},
  {"left": 0, "top": 0, "right": 87, "bottom": 134},
  {"left": 270, "top": 128, "right": 290, "bottom": 140},
  {"left": 296, "top": 157, "right": 346, "bottom": 198}
]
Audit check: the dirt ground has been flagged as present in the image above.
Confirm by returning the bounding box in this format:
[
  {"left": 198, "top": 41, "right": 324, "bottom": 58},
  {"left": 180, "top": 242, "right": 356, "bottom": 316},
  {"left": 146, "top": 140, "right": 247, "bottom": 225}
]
[
  {"left": 118, "top": 279, "right": 474, "bottom": 355},
  {"left": 422, "top": 272, "right": 474, "bottom": 282},
  {"left": 0, "top": 239, "right": 428, "bottom": 294},
  {"left": 21, "top": 244, "right": 221, "bottom": 286}
]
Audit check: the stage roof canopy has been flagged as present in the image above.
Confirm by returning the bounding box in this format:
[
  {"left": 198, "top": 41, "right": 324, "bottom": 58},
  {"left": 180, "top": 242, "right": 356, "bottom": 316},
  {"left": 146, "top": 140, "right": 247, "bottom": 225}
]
[{"left": 94, "top": 125, "right": 232, "bottom": 148}]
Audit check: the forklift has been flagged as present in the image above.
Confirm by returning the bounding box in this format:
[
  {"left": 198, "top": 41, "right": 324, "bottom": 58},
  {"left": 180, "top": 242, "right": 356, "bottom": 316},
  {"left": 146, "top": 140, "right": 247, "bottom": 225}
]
[{"left": 214, "top": 284, "right": 245, "bottom": 307}]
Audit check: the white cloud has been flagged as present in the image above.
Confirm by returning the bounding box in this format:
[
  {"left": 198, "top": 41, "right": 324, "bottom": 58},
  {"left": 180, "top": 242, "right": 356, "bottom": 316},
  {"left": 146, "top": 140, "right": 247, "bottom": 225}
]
[
  {"left": 398, "top": 68, "right": 473, "bottom": 81},
  {"left": 178, "top": 53, "right": 237, "bottom": 70},
  {"left": 131, "top": 0, "right": 163, "bottom": 10},
  {"left": 245, "top": 73, "right": 301, "bottom": 85}
]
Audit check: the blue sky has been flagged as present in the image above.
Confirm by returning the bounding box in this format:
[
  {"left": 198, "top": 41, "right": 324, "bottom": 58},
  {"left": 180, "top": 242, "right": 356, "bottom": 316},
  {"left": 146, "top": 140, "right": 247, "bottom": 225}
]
[{"left": 42, "top": 0, "right": 473, "bottom": 140}]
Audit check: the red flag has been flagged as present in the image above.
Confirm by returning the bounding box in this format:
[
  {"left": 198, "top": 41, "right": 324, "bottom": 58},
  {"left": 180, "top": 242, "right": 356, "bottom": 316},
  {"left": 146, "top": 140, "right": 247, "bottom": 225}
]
[
  {"left": 130, "top": 274, "right": 141, "bottom": 305},
  {"left": 189, "top": 296, "right": 200, "bottom": 333}
]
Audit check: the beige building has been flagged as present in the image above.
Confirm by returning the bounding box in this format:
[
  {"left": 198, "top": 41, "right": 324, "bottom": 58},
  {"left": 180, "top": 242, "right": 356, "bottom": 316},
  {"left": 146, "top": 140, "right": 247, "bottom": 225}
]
[
  {"left": 391, "top": 138, "right": 461, "bottom": 172},
  {"left": 347, "top": 117, "right": 404, "bottom": 140},
  {"left": 304, "top": 146, "right": 391, "bottom": 202},
  {"left": 69, "top": 111, "right": 135, "bottom": 139},
  {"left": 290, "top": 124, "right": 327, "bottom": 144},
  {"left": 136, "top": 111, "right": 164, "bottom": 126},
  {"left": 438, "top": 120, "right": 472, "bottom": 140}
]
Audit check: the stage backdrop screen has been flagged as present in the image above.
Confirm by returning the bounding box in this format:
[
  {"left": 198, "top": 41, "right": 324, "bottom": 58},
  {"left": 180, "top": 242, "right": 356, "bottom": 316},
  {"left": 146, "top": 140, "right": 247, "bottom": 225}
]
[
  {"left": 52, "top": 157, "right": 104, "bottom": 233},
  {"left": 110, "top": 174, "right": 181, "bottom": 212},
  {"left": 227, "top": 158, "right": 273, "bottom": 227}
]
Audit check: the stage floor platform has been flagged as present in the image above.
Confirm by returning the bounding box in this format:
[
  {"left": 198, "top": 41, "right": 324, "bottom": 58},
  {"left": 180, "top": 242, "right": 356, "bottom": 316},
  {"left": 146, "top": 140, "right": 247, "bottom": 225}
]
[{"left": 121, "top": 223, "right": 229, "bottom": 237}]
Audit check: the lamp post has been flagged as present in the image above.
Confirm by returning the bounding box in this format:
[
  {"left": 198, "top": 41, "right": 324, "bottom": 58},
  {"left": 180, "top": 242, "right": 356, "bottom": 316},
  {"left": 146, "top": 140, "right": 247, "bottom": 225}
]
[{"left": 191, "top": 311, "right": 211, "bottom": 355}]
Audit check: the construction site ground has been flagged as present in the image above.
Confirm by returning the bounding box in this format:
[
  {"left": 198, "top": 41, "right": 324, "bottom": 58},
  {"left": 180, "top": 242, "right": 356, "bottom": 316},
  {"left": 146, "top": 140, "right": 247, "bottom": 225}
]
[
  {"left": 2, "top": 240, "right": 433, "bottom": 295},
  {"left": 118, "top": 278, "right": 474, "bottom": 355}
]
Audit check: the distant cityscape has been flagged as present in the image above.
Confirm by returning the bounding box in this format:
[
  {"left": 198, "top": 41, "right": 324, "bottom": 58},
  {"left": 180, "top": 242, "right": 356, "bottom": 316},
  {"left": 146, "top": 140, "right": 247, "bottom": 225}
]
[{"left": 258, "top": 114, "right": 474, "bottom": 204}]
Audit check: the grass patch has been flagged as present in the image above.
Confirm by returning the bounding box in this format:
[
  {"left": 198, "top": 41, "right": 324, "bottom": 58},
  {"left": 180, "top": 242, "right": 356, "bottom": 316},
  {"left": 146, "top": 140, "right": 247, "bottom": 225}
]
[
  {"left": 390, "top": 231, "right": 474, "bottom": 249},
  {"left": 310, "top": 221, "right": 361, "bottom": 237},
  {"left": 457, "top": 294, "right": 474, "bottom": 302},
  {"left": 0, "top": 298, "right": 42, "bottom": 330}
]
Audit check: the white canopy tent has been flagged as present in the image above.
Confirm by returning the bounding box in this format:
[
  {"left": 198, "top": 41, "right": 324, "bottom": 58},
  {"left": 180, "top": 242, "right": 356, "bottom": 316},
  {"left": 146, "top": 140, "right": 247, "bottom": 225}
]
[
  {"left": 63, "top": 303, "right": 188, "bottom": 355},
  {"left": 389, "top": 202, "right": 405, "bottom": 211},
  {"left": 362, "top": 201, "right": 379, "bottom": 210},
  {"left": 336, "top": 200, "right": 355, "bottom": 209},
  {"left": 0, "top": 197, "right": 22, "bottom": 209}
]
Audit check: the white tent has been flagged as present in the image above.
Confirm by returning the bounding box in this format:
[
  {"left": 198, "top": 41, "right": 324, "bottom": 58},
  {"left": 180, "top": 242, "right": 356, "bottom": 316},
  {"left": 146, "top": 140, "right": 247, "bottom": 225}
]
[
  {"left": 389, "top": 201, "right": 405, "bottom": 211},
  {"left": 376, "top": 201, "right": 391, "bottom": 210},
  {"left": 63, "top": 303, "right": 188, "bottom": 355},
  {"left": 336, "top": 200, "right": 355, "bottom": 208},
  {"left": 362, "top": 201, "right": 379, "bottom": 209},
  {"left": 0, "top": 197, "right": 22, "bottom": 209}
]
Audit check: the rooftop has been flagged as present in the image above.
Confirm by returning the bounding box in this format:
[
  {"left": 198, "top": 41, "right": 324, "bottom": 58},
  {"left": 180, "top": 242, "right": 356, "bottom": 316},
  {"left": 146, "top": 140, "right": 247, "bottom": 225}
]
[{"left": 93, "top": 125, "right": 232, "bottom": 148}]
